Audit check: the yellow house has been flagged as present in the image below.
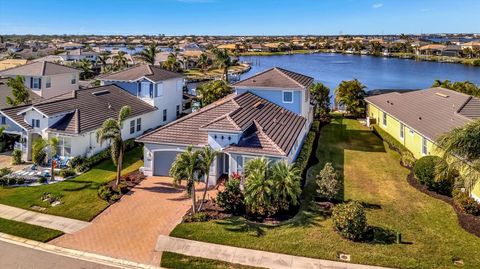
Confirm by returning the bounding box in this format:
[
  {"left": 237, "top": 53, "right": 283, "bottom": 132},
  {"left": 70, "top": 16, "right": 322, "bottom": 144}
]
[{"left": 365, "top": 87, "right": 480, "bottom": 199}]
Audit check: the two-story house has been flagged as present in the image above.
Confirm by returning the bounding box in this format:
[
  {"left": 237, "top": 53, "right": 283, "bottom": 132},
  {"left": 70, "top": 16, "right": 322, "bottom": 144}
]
[
  {"left": 137, "top": 67, "right": 314, "bottom": 186},
  {"left": 0, "top": 61, "right": 80, "bottom": 99}
]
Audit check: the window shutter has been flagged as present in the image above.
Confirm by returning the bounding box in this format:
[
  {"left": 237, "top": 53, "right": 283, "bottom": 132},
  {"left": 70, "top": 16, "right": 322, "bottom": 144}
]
[
  {"left": 30, "top": 77, "right": 33, "bottom": 88},
  {"left": 149, "top": 83, "right": 153, "bottom": 98},
  {"left": 137, "top": 82, "right": 141, "bottom": 96},
  {"left": 38, "top": 78, "right": 42, "bottom": 89}
]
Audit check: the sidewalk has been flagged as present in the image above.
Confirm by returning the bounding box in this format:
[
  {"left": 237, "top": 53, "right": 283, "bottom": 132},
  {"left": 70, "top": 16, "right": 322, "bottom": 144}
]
[
  {"left": 0, "top": 204, "right": 89, "bottom": 234},
  {"left": 155, "top": 235, "right": 393, "bottom": 269}
]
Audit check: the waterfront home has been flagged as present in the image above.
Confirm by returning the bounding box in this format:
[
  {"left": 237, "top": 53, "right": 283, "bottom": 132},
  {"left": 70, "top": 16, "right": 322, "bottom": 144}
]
[
  {"left": 52, "top": 48, "right": 98, "bottom": 63},
  {"left": 0, "top": 61, "right": 80, "bottom": 99},
  {"left": 0, "top": 85, "right": 158, "bottom": 161},
  {"left": 460, "top": 41, "right": 480, "bottom": 50},
  {"left": 366, "top": 87, "right": 479, "bottom": 159},
  {"left": 137, "top": 67, "right": 313, "bottom": 185},
  {"left": 416, "top": 44, "right": 446, "bottom": 56}
]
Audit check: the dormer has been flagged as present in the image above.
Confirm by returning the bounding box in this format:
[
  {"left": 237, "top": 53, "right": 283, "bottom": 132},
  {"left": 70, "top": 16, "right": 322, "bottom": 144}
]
[{"left": 200, "top": 114, "right": 242, "bottom": 150}]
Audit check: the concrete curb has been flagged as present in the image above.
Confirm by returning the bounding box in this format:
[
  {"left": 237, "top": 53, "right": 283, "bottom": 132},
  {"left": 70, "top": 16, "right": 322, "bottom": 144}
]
[{"left": 0, "top": 232, "right": 164, "bottom": 269}]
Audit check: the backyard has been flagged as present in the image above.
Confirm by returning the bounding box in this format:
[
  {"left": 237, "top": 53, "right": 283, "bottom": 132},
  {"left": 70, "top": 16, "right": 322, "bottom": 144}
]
[
  {"left": 0, "top": 147, "right": 143, "bottom": 221},
  {"left": 170, "top": 116, "right": 480, "bottom": 269}
]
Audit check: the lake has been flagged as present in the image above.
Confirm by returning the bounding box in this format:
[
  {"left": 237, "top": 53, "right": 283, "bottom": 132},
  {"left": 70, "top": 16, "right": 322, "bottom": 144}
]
[{"left": 239, "top": 53, "right": 480, "bottom": 92}]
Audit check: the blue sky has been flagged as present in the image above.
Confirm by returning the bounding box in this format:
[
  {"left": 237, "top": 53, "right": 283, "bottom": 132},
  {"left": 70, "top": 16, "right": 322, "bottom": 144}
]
[{"left": 0, "top": 0, "right": 479, "bottom": 35}]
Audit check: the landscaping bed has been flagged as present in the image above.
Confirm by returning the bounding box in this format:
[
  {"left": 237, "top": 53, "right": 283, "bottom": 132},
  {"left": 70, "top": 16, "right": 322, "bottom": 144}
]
[{"left": 0, "top": 217, "right": 63, "bottom": 242}]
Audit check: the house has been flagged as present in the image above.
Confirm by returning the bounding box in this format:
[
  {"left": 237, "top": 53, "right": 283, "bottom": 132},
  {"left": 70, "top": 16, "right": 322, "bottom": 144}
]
[
  {"left": 136, "top": 67, "right": 314, "bottom": 186},
  {"left": 0, "top": 61, "right": 80, "bottom": 99},
  {"left": 0, "top": 85, "right": 158, "bottom": 161},
  {"left": 441, "top": 45, "right": 462, "bottom": 57},
  {"left": 99, "top": 64, "right": 186, "bottom": 121},
  {"left": 53, "top": 48, "right": 98, "bottom": 63},
  {"left": 417, "top": 44, "right": 446, "bottom": 56},
  {"left": 0, "top": 59, "right": 28, "bottom": 71},
  {"left": 460, "top": 41, "right": 480, "bottom": 50}
]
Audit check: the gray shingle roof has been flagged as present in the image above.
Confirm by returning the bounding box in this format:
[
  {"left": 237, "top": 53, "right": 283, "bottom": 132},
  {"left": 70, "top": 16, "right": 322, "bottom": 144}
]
[
  {"left": 233, "top": 67, "right": 314, "bottom": 89},
  {"left": 99, "top": 64, "right": 183, "bottom": 82},
  {"left": 365, "top": 87, "right": 479, "bottom": 141},
  {"left": 0, "top": 78, "right": 43, "bottom": 110},
  {"left": 0, "top": 61, "right": 79, "bottom": 76}
]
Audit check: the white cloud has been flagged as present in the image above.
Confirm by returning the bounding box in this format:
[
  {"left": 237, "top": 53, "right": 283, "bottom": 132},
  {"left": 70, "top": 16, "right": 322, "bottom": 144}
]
[{"left": 372, "top": 3, "right": 384, "bottom": 9}]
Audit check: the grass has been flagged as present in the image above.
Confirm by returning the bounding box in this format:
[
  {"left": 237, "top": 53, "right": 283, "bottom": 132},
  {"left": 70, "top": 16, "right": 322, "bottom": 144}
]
[
  {"left": 170, "top": 115, "right": 480, "bottom": 269},
  {"left": 0, "top": 217, "right": 63, "bottom": 242},
  {"left": 161, "top": 252, "right": 263, "bottom": 269},
  {"left": 0, "top": 147, "right": 143, "bottom": 221}
]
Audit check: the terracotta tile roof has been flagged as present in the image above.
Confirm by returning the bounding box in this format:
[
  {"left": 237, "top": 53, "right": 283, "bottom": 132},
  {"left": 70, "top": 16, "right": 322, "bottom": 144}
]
[
  {"left": 137, "top": 91, "right": 306, "bottom": 156},
  {"left": 99, "top": 64, "right": 183, "bottom": 82},
  {"left": 233, "top": 67, "right": 314, "bottom": 89},
  {"left": 0, "top": 61, "right": 79, "bottom": 76},
  {"left": 366, "top": 87, "right": 478, "bottom": 140}
]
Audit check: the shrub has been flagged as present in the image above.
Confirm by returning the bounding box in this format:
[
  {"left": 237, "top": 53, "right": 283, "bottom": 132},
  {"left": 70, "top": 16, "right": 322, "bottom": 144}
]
[
  {"left": 332, "top": 201, "right": 367, "bottom": 241},
  {"left": 0, "top": 167, "right": 12, "bottom": 178},
  {"left": 68, "top": 156, "right": 85, "bottom": 169},
  {"left": 11, "top": 149, "right": 22, "bottom": 165},
  {"left": 57, "top": 168, "right": 76, "bottom": 178},
  {"left": 116, "top": 182, "right": 129, "bottom": 194},
  {"left": 15, "top": 178, "right": 25, "bottom": 185},
  {"left": 453, "top": 189, "right": 480, "bottom": 216},
  {"left": 414, "top": 156, "right": 452, "bottom": 195},
  {"left": 316, "top": 162, "right": 340, "bottom": 200},
  {"left": 472, "top": 59, "right": 480, "bottom": 66},
  {"left": 7, "top": 177, "right": 17, "bottom": 185},
  {"left": 37, "top": 177, "right": 47, "bottom": 184},
  {"left": 184, "top": 212, "right": 209, "bottom": 223},
  {"left": 401, "top": 151, "right": 415, "bottom": 168},
  {"left": 294, "top": 120, "right": 319, "bottom": 174},
  {"left": 216, "top": 179, "right": 245, "bottom": 214},
  {"left": 98, "top": 185, "right": 114, "bottom": 201}
]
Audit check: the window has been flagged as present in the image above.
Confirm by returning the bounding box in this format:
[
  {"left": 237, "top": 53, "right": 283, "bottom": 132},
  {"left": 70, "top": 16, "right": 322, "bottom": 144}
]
[
  {"left": 382, "top": 112, "right": 387, "bottom": 126},
  {"left": 31, "top": 119, "right": 40, "bottom": 128},
  {"left": 1, "top": 116, "right": 6, "bottom": 125},
  {"left": 45, "top": 77, "right": 51, "bottom": 88},
  {"left": 176, "top": 80, "right": 183, "bottom": 91},
  {"left": 422, "top": 137, "right": 428, "bottom": 155},
  {"left": 32, "top": 78, "right": 41, "bottom": 89},
  {"left": 409, "top": 128, "right": 415, "bottom": 136},
  {"left": 163, "top": 109, "right": 167, "bottom": 121},
  {"left": 130, "top": 120, "right": 135, "bottom": 134},
  {"left": 236, "top": 156, "right": 243, "bottom": 174},
  {"left": 400, "top": 123, "right": 404, "bottom": 139},
  {"left": 140, "top": 82, "right": 150, "bottom": 98},
  {"left": 56, "top": 137, "right": 72, "bottom": 157},
  {"left": 71, "top": 74, "right": 76, "bottom": 84},
  {"left": 283, "top": 91, "right": 293, "bottom": 103},
  {"left": 176, "top": 105, "right": 180, "bottom": 117},
  {"left": 155, "top": 83, "right": 164, "bottom": 97},
  {"left": 136, "top": 118, "right": 142, "bottom": 132}
]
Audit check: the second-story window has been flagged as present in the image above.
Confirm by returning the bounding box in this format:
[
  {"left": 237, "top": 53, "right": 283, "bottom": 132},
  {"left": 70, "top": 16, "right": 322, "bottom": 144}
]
[
  {"left": 31, "top": 119, "right": 40, "bottom": 128},
  {"left": 32, "top": 78, "right": 41, "bottom": 89},
  {"left": 283, "top": 91, "right": 293, "bottom": 103},
  {"left": 71, "top": 74, "right": 77, "bottom": 84},
  {"left": 176, "top": 105, "right": 180, "bottom": 117},
  {"left": 136, "top": 118, "right": 142, "bottom": 132},
  {"left": 130, "top": 120, "right": 135, "bottom": 134},
  {"left": 163, "top": 109, "right": 167, "bottom": 122},
  {"left": 1, "top": 116, "right": 6, "bottom": 125},
  {"left": 155, "top": 83, "right": 164, "bottom": 97},
  {"left": 45, "top": 77, "right": 51, "bottom": 88}
]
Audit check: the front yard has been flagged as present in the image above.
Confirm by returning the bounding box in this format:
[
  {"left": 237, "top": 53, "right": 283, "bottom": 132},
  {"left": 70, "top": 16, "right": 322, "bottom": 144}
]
[
  {"left": 0, "top": 217, "right": 63, "bottom": 242},
  {"left": 0, "top": 147, "right": 143, "bottom": 221},
  {"left": 170, "top": 116, "right": 480, "bottom": 269}
]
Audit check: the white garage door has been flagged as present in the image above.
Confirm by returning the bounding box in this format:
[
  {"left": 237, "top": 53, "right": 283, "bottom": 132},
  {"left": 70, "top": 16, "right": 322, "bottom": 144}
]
[{"left": 153, "top": 151, "right": 181, "bottom": 176}]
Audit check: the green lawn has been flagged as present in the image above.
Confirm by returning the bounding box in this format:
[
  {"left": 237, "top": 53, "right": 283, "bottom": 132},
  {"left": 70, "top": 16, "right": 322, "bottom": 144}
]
[
  {"left": 171, "top": 116, "right": 480, "bottom": 269},
  {"left": 161, "top": 252, "right": 263, "bottom": 269},
  {"left": 0, "top": 147, "right": 143, "bottom": 221},
  {"left": 0, "top": 217, "right": 63, "bottom": 242}
]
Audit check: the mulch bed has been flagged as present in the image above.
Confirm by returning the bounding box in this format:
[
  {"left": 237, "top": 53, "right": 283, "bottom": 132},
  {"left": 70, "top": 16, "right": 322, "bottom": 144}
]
[{"left": 405, "top": 169, "right": 480, "bottom": 237}]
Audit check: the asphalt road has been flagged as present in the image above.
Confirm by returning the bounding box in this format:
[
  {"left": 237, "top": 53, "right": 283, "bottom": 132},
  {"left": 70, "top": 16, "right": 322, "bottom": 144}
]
[{"left": 0, "top": 241, "right": 119, "bottom": 269}]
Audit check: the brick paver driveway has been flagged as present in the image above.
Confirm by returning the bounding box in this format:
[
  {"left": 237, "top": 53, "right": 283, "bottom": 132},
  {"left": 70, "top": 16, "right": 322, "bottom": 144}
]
[{"left": 51, "top": 176, "right": 215, "bottom": 265}]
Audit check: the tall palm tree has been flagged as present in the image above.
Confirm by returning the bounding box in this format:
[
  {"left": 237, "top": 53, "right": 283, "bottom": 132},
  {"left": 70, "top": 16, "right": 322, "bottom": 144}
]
[
  {"left": 271, "top": 161, "right": 302, "bottom": 210},
  {"left": 96, "top": 52, "right": 110, "bottom": 74},
  {"left": 197, "top": 53, "right": 209, "bottom": 73},
  {"left": 335, "top": 79, "right": 367, "bottom": 118},
  {"left": 77, "top": 59, "right": 94, "bottom": 80},
  {"left": 137, "top": 43, "right": 158, "bottom": 65},
  {"left": 96, "top": 105, "right": 132, "bottom": 186},
  {"left": 162, "top": 53, "right": 181, "bottom": 72},
  {"left": 212, "top": 48, "right": 231, "bottom": 82},
  {"left": 436, "top": 120, "right": 480, "bottom": 192},
  {"left": 113, "top": 51, "right": 128, "bottom": 70},
  {"left": 198, "top": 146, "right": 218, "bottom": 211},
  {"left": 170, "top": 146, "right": 203, "bottom": 214}
]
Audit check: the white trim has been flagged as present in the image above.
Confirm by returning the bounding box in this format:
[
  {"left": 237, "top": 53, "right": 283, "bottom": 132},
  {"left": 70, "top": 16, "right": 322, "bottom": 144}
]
[
  {"left": 282, "top": 90, "right": 294, "bottom": 103},
  {"left": 0, "top": 111, "right": 28, "bottom": 131},
  {"left": 16, "top": 106, "right": 49, "bottom": 118}
]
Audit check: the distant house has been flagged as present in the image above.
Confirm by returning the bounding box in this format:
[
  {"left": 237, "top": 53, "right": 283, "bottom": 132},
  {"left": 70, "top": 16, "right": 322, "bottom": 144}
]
[
  {"left": 0, "top": 61, "right": 80, "bottom": 99},
  {"left": 417, "top": 44, "right": 446, "bottom": 56},
  {"left": 441, "top": 45, "right": 462, "bottom": 57},
  {"left": 56, "top": 49, "right": 98, "bottom": 62},
  {"left": 137, "top": 67, "right": 314, "bottom": 185},
  {"left": 460, "top": 41, "right": 480, "bottom": 50},
  {"left": 60, "top": 42, "right": 85, "bottom": 50},
  {"left": 248, "top": 44, "right": 265, "bottom": 52},
  {"left": 0, "top": 59, "right": 28, "bottom": 71},
  {"left": 0, "top": 85, "right": 160, "bottom": 161}
]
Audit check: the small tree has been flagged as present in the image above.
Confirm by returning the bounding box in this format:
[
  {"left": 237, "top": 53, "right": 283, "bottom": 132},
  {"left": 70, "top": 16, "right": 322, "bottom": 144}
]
[
  {"left": 244, "top": 158, "right": 274, "bottom": 216},
  {"left": 6, "top": 76, "right": 30, "bottom": 106},
  {"left": 335, "top": 79, "right": 367, "bottom": 118},
  {"left": 332, "top": 201, "right": 367, "bottom": 241},
  {"left": 212, "top": 48, "right": 232, "bottom": 82},
  {"left": 198, "top": 146, "right": 218, "bottom": 211},
  {"left": 216, "top": 178, "right": 245, "bottom": 214},
  {"left": 197, "top": 53, "right": 209, "bottom": 73},
  {"left": 270, "top": 160, "right": 302, "bottom": 211},
  {"left": 316, "top": 162, "right": 340, "bottom": 200},
  {"left": 196, "top": 80, "right": 232, "bottom": 108},
  {"left": 310, "top": 82, "right": 331, "bottom": 122}
]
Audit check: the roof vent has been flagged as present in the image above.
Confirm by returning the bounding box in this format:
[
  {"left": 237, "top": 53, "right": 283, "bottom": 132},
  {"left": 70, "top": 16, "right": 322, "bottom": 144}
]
[
  {"left": 253, "top": 101, "right": 264, "bottom": 109},
  {"left": 108, "top": 103, "right": 112, "bottom": 109},
  {"left": 435, "top": 92, "right": 449, "bottom": 98},
  {"left": 418, "top": 116, "right": 422, "bottom": 120},
  {"left": 92, "top": 90, "right": 110, "bottom": 96}
]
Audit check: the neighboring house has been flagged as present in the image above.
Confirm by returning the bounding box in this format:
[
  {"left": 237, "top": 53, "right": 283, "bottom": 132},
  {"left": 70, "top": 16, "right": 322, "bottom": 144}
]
[
  {"left": 0, "top": 59, "right": 28, "bottom": 71},
  {"left": 460, "top": 41, "right": 480, "bottom": 50},
  {"left": 416, "top": 44, "right": 446, "bottom": 56},
  {"left": 0, "top": 85, "right": 158, "bottom": 161},
  {"left": 136, "top": 67, "right": 314, "bottom": 186},
  {"left": 441, "top": 45, "right": 462, "bottom": 57},
  {"left": 0, "top": 61, "right": 80, "bottom": 99},
  {"left": 36, "top": 49, "right": 98, "bottom": 63}
]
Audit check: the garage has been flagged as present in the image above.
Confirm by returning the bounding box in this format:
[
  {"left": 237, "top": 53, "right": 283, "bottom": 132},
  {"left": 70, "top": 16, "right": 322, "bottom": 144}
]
[{"left": 153, "top": 151, "right": 182, "bottom": 176}]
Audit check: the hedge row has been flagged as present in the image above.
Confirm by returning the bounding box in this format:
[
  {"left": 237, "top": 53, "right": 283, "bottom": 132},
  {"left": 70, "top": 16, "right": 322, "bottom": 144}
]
[
  {"left": 294, "top": 120, "right": 320, "bottom": 175},
  {"left": 372, "top": 124, "right": 415, "bottom": 167}
]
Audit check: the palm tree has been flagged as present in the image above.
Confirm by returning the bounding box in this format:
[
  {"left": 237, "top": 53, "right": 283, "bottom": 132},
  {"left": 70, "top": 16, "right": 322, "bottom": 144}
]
[
  {"left": 197, "top": 53, "right": 209, "bottom": 73},
  {"left": 271, "top": 161, "right": 302, "bottom": 210},
  {"left": 212, "top": 48, "right": 232, "bottom": 82},
  {"left": 96, "top": 52, "right": 110, "bottom": 74},
  {"left": 244, "top": 158, "right": 273, "bottom": 215},
  {"left": 113, "top": 51, "right": 128, "bottom": 70},
  {"left": 137, "top": 43, "right": 158, "bottom": 65},
  {"left": 198, "top": 146, "right": 218, "bottom": 211},
  {"left": 77, "top": 59, "right": 94, "bottom": 80},
  {"left": 335, "top": 79, "right": 367, "bottom": 118},
  {"left": 96, "top": 105, "right": 132, "bottom": 186},
  {"left": 169, "top": 146, "right": 203, "bottom": 214},
  {"left": 162, "top": 53, "right": 181, "bottom": 72},
  {"left": 32, "top": 137, "right": 59, "bottom": 181},
  {"left": 436, "top": 120, "right": 480, "bottom": 192}
]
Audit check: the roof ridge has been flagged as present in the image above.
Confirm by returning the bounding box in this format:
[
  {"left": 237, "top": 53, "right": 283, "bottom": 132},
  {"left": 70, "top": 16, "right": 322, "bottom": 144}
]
[
  {"left": 276, "top": 67, "right": 313, "bottom": 88},
  {"left": 97, "top": 64, "right": 143, "bottom": 80},
  {"left": 42, "top": 61, "right": 47, "bottom": 76},
  {"left": 231, "top": 67, "right": 276, "bottom": 86}
]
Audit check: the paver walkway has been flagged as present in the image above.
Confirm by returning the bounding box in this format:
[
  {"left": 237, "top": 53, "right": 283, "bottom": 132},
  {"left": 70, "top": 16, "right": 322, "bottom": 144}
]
[
  {"left": 52, "top": 176, "right": 215, "bottom": 265},
  {"left": 0, "top": 204, "right": 89, "bottom": 234},
  {"left": 155, "top": 235, "right": 392, "bottom": 269}
]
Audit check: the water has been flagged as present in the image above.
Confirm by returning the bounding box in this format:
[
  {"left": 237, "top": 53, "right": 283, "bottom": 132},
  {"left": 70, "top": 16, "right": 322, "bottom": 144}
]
[{"left": 239, "top": 53, "right": 480, "bottom": 92}]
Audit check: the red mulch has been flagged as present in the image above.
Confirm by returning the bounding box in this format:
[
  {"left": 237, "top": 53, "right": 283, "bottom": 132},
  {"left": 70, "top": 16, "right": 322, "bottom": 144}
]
[{"left": 406, "top": 169, "right": 480, "bottom": 237}]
